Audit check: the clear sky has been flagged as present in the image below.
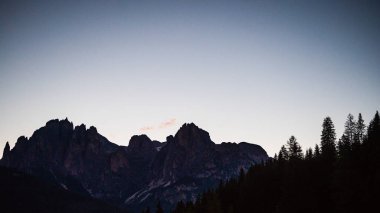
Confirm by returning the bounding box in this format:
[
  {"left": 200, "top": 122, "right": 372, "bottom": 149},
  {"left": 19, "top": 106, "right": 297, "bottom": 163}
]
[{"left": 1, "top": 0, "right": 379, "bottom": 158}]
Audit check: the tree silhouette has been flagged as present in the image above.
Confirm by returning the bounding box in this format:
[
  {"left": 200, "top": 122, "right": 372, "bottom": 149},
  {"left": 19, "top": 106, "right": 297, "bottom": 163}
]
[
  {"left": 337, "top": 134, "right": 350, "bottom": 159},
  {"left": 278, "top": 145, "right": 289, "bottom": 161},
  {"left": 305, "top": 148, "right": 313, "bottom": 160},
  {"left": 320, "top": 117, "right": 337, "bottom": 163},
  {"left": 367, "top": 111, "right": 379, "bottom": 143},
  {"left": 355, "top": 113, "right": 366, "bottom": 144},
  {"left": 343, "top": 114, "right": 356, "bottom": 144},
  {"left": 314, "top": 144, "right": 321, "bottom": 158},
  {"left": 286, "top": 135, "right": 303, "bottom": 160}
]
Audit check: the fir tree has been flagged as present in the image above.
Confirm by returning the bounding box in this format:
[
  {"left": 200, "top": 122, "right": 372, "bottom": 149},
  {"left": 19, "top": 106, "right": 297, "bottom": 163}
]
[
  {"left": 305, "top": 148, "right": 313, "bottom": 160},
  {"left": 278, "top": 145, "right": 289, "bottom": 161},
  {"left": 320, "top": 117, "right": 337, "bottom": 162},
  {"left": 314, "top": 144, "right": 321, "bottom": 158},
  {"left": 355, "top": 113, "right": 366, "bottom": 144},
  {"left": 286, "top": 135, "right": 303, "bottom": 160},
  {"left": 367, "top": 111, "right": 379, "bottom": 142},
  {"left": 343, "top": 114, "right": 356, "bottom": 144},
  {"left": 337, "top": 135, "right": 350, "bottom": 159},
  {"left": 274, "top": 153, "right": 278, "bottom": 161}
]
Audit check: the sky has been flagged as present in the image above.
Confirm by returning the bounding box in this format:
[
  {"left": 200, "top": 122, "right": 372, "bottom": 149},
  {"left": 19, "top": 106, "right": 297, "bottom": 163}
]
[{"left": 0, "top": 0, "right": 379, "bottom": 158}]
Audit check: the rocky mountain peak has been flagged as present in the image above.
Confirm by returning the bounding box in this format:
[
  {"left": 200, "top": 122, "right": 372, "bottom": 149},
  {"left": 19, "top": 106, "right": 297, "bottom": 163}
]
[
  {"left": 45, "top": 119, "right": 60, "bottom": 127},
  {"left": 88, "top": 126, "right": 97, "bottom": 133},
  {"left": 15, "top": 136, "right": 28, "bottom": 146},
  {"left": 128, "top": 135, "right": 152, "bottom": 150},
  {"left": 174, "top": 123, "right": 213, "bottom": 148},
  {"left": 74, "top": 123, "right": 86, "bottom": 132},
  {"left": 166, "top": 135, "right": 175, "bottom": 143},
  {"left": 2, "top": 142, "right": 10, "bottom": 158}
]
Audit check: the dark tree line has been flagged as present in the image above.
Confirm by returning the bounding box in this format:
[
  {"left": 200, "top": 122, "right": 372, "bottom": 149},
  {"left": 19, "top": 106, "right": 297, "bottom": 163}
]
[
  {"left": 141, "top": 201, "right": 164, "bottom": 213},
  {"left": 171, "top": 111, "right": 380, "bottom": 213}
]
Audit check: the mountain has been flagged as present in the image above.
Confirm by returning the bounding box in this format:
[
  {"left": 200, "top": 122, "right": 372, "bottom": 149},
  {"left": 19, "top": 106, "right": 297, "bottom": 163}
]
[{"left": 1, "top": 119, "right": 268, "bottom": 212}]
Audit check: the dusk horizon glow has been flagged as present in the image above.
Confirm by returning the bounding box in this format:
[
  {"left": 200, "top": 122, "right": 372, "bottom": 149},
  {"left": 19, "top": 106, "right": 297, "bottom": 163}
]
[{"left": 1, "top": 0, "right": 379, "bottom": 158}]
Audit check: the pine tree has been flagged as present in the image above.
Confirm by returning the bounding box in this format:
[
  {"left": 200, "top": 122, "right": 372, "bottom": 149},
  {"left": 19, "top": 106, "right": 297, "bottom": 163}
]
[
  {"left": 278, "top": 145, "right": 289, "bottom": 161},
  {"left": 355, "top": 113, "right": 366, "bottom": 144},
  {"left": 319, "top": 117, "right": 337, "bottom": 212},
  {"left": 286, "top": 135, "right": 303, "bottom": 160},
  {"left": 305, "top": 148, "right": 313, "bottom": 160},
  {"left": 314, "top": 144, "right": 321, "bottom": 158},
  {"left": 337, "top": 135, "right": 350, "bottom": 159},
  {"left": 365, "top": 111, "right": 380, "bottom": 210},
  {"left": 320, "top": 117, "right": 337, "bottom": 162},
  {"left": 343, "top": 114, "right": 356, "bottom": 144},
  {"left": 367, "top": 111, "right": 379, "bottom": 143},
  {"left": 366, "top": 111, "right": 380, "bottom": 162}
]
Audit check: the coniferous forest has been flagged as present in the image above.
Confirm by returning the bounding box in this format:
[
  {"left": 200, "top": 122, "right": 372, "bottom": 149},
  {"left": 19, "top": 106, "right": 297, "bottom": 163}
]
[{"left": 170, "top": 111, "right": 380, "bottom": 213}]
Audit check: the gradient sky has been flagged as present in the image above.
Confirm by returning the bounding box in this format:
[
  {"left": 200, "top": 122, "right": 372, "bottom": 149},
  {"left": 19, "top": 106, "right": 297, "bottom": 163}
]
[{"left": 1, "top": 0, "right": 379, "bottom": 158}]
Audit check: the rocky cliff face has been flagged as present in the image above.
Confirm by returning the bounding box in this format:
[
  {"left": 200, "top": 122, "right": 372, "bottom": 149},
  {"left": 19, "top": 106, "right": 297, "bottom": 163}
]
[{"left": 1, "top": 119, "right": 268, "bottom": 212}]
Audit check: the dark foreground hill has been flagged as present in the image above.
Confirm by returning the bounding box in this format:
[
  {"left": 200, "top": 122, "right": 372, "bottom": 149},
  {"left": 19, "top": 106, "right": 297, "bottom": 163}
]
[{"left": 0, "top": 119, "right": 268, "bottom": 212}]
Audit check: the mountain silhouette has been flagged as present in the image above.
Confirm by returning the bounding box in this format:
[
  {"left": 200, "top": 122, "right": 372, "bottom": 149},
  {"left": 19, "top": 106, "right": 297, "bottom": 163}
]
[{"left": 1, "top": 119, "right": 268, "bottom": 212}]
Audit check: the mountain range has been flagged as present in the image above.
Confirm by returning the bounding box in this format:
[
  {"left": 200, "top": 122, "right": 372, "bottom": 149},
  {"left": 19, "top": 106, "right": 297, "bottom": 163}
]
[{"left": 1, "top": 118, "right": 268, "bottom": 212}]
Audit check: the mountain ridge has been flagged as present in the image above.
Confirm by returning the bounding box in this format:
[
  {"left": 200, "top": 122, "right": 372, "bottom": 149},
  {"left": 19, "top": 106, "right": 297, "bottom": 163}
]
[{"left": 1, "top": 118, "right": 268, "bottom": 212}]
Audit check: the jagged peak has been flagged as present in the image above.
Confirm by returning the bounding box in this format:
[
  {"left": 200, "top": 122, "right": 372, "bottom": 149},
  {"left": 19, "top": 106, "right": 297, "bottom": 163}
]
[
  {"left": 175, "top": 123, "right": 202, "bottom": 134},
  {"left": 16, "top": 136, "right": 28, "bottom": 143},
  {"left": 74, "top": 123, "right": 86, "bottom": 132},
  {"left": 3, "top": 142, "right": 10, "bottom": 158},
  {"left": 174, "top": 123, "right": 213, "bottom": 147},
  {"left": 128, "top": 135, "right": 155, "bottom": 152},
  {"left": 72, "top": 124, "right": 99, "bottom": 134},
  {"left": 46, "top": 119, "right": 59, "bottom": 124},
  {"left": 45, "top": 118, "right": 73, "bottom": 130},
  {"left": 166, "top": 135, "right": 175, "bottom": 143},
  {"left": 130, "top": 134, "right": 151, "bottom": 142},
  {"left": 45, "top": 118, "right": 71, "bottom": 124},
  {"left": 88, "top": 126, "right": 98, "bottom": 133},
  {"left": 179, "top": 122, "right": 198, "bottom": 129}
]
